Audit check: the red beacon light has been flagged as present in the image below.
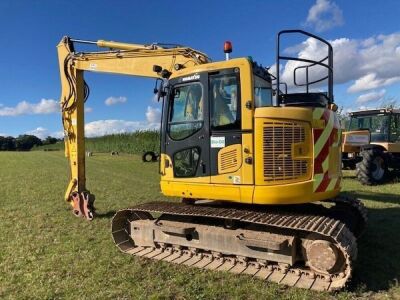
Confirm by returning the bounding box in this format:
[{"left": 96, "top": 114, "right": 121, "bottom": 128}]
[{"left": 224, "top": 41, "right": 232, "bottom": 60}]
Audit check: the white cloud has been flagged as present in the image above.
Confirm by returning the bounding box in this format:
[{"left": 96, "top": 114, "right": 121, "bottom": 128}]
[
  {"left": 18, "top": 105, "right": 161, "bottom": 139},
  {"left": 0, "top": 99, "right": 59, "bottom": 116},
  {"left": 104, "top": 96, "right": 127, "bottom": 106},
  {"left": 53, "top": 131, "right": 64, "bottom": 139},
  {"left": 274, "top": 32, "right": 400, "bottom": 94},
  {"left": 25, "top": 127, "right": 63, "bottom": 139},
  {"left": 85, "top": 107, "right": 93, "bottom": 113},
  {"left": 25, "top": 127, "right": 49, "bottom": 139},
  {"left": 85, "top": 119, "right": 159, "bottom": 137},
  {"left": 305, "top": 0, "right": 344, "bottom": 32},
  {"left": 277, "top": 37, "right": 358, "bottom": 89},
  {"left": 84, "top": 105, "right": 161, "bottom": 137},
  {"left": 145, "top": 106, "right": 161, "bottom": 123},
  {"left": 348, "top": 73, "right": 400, "bottom": 93},
  {"left": 356, "top": 89, "right": 386, "bottom": 104}
]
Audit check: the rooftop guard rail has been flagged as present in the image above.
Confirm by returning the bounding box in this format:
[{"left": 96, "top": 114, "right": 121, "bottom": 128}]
[{"left": 276, "top": 30, "right": 333, "bottom": 105}]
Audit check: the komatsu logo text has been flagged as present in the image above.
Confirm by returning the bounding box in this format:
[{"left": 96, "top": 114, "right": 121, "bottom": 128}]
[{"left": 182, "top": 74, "right": 200, "bottom": 82}]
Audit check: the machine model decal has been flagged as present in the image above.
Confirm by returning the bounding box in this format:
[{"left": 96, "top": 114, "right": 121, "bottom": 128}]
[{"left": 211, "top": 136, "right": 225, "bottom": 148}]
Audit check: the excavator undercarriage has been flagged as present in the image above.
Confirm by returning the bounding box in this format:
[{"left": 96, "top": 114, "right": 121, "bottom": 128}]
[{"left": 112, "top": 196, "right": 366, "bottom": 291}]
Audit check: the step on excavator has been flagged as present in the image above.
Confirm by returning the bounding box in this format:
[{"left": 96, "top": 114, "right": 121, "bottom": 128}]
[{"left": 57, "top": 30, "right": 367, "bottom": 291}]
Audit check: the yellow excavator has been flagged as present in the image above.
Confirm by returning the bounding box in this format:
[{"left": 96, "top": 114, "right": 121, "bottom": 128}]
[{"left": 57, "top": 30, "right": 367, "bottom": 291}]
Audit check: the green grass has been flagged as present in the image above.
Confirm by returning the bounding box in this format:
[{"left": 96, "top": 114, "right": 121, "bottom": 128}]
[
  {"left": 33, "top": 131, "right": 160, "bottom": 155},
  {"left": 0, "top": 151, "right": 399, "bottom": 299}
]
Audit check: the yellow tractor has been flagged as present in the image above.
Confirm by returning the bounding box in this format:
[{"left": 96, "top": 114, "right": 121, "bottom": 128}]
[
  {"left": 57, "top": 30, "right": 367, "bottom": 291},
  {"left": 342, "top": 108, "right": 400, "bottom": 185}
]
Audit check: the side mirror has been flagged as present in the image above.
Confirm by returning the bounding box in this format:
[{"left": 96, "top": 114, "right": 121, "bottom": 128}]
[
  {"left": 153, "top": 78, "right": 168, "bottom": 101},
  {"left": 157, "top": 81, "right": 164, "bottom": 101},
  {"left": 157, "top": 81, "right": 169, "bottom": 102},
  {"left": 153, "top": 78, "right": 160, "bottom": 94}
]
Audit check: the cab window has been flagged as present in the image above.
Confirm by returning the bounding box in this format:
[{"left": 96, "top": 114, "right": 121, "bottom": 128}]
[
  {"left": 390, "top": 114, "right": 400, "bottom": 142},
  {"left": 254, "top": 75, "right": 272, "bottom": 107},
  {"left": 168, "top": 83, "right": 203, "bottom": 140},
  {"left": 210, "top": 73, "right": 240, "bottom": 130},
  {"left": 349, "top": 114, "right": 390, "bottom": 142},
  {"left": 173, "top": 147, "right": 201, "bottom": 177}
]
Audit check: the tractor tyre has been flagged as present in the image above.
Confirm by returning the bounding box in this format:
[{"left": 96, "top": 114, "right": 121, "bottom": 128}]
[
  {"left": 142, "top": 151, "right": 156, "bottom": 162},
  {"left": 356, "top": 148, "right": 388, "bottom": 185}
]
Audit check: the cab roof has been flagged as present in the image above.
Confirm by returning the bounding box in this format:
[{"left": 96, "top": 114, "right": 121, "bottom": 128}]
[{"left": 349, "top": 108, "right": 400, "bottom": 116}]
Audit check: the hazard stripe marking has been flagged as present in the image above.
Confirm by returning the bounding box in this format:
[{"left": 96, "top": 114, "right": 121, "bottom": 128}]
[
  {"left": 315, "top": 172, "right": 331, "bottom": 193},
  {"left": 313, "top": 174, "right": 324, "bottom": 191},
  {"left": 314, "top": 111, "right": 334, "bottom": 158},
  {"left": 313, "top": 108, "right": 325, "bottom": 120},
  {"left": 327, "top": 176, "right": 339, "bottom": 191},
  {"left": 312, "top": 108, "right": 342, "bottom": 193}
]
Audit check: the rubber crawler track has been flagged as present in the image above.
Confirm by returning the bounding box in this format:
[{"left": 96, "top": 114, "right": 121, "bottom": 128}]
[{"left": 112, "top": 198, "right": 366, "bottom": 291}]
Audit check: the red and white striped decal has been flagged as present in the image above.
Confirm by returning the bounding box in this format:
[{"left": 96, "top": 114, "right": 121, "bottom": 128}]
[{"left": 313, "top": 108, "right": 341, "bottom": 193}]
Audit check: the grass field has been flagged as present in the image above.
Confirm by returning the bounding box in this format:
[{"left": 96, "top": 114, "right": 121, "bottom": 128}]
[
  {"left": 1, "top": 151, "right": 400, "bottom": 299},
  {"left": 33, "top": 131, "right": 160, "bottom": 155}
]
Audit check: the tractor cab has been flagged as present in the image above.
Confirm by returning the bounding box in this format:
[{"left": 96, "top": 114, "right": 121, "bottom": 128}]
[
  {"left": 348, "top": 109, "right": 400, "bottom": 143},
  {"left": 342, "top": 108, "right": 400, "bottom": 184}
]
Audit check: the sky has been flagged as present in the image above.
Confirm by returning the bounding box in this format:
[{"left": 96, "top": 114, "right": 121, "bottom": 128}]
[{"left": 0, "top": 0, "right": 399, "bottom": 139}]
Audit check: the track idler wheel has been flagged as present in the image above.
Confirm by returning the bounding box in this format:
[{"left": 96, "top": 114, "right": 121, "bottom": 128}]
[
  {"left": 304, "top": 238, "right": 345, "bottom": 276},
  {"left": 71, "top": 191, "right": 95, "bottom": 220}
]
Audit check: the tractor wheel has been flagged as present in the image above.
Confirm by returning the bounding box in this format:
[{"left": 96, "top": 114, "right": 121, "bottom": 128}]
[
  {"left": 356, "top": 148, "right": 388, "bottom": 185},
  {"left": 342, "top": 160, "right": 356, "bottom": 170},
  {"left": 142, "top": 151, "right": 156, "bottom": 162}
]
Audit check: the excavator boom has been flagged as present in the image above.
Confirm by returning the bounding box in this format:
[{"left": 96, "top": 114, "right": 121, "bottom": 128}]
[{"left": 57, "top": 36, "right": 210, "bottom": 219}]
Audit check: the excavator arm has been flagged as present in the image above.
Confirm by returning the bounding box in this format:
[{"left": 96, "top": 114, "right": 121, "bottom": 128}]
[{"left": 57, "top": 36, "right": 210, "bottom": 220}]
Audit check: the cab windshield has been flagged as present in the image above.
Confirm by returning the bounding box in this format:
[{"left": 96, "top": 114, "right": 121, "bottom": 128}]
[
  {"left": 349, "top": 114, "right": 389, "bottom": 142},
  {"left": 168, "top": 82, "right": 203, "bottom": 140}
]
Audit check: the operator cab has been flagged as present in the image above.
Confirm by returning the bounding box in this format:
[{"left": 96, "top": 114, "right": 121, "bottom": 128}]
[
  {"left": 157, "top": 50, "right": 279, "bottom": 179},
  {"left": 158, "top": 30, "right": 336, "bottom": 185},
  {"left": 161, "top": 65, "right": 245, "bottom": 179},
  {"left": 348, "top": 109, "right": 400, "bottom": 143}
]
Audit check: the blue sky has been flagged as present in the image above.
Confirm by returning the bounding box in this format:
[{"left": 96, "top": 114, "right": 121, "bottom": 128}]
[{"left": 0, "top": 0, "right": 399, "bottom": 138}]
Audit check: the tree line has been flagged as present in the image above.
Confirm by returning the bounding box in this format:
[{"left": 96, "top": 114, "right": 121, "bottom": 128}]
[{"left": 0, "top": 135, "right": 59, "bottom": 151}]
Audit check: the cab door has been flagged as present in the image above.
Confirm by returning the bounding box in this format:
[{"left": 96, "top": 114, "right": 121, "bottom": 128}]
[
  {"left": 208, "top": 67, "right": 254, "bottom": 188},
  {"left": 209, "top": 69, "right": 242, "bottom": 183},
  {"left": 162, "top": 73, "right": 210, "bottom": 182}
]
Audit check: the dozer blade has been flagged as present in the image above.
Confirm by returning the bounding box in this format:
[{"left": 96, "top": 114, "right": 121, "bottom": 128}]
[{"left": 112, "top": 198, "right": 366, "bottom": 291}]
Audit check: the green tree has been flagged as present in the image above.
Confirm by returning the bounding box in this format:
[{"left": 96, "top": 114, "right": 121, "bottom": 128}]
[
  {"left": 15, "top": 135, "right": 42, "bottom": 151},
  {"left": 0, "top": 136, "right": 16, "bottom": 151},
  {"left": 337, "top": 106, "right": 350, "bottom": 130},
  {"left": 43, "top": 136, "right": 58, "bottom": 145}
]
